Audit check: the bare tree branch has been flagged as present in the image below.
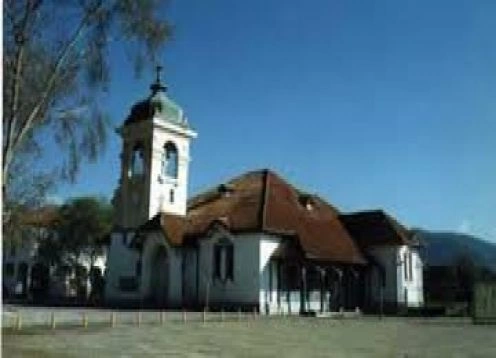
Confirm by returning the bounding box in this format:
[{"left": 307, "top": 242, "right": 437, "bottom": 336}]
[
  {"left": 3, "top": 0, "right": 37, "bottom": 184},
  {"left": 14, "top": 9, "right": 95, "bottom": 155},
  {"left": 3, "top": 0, "right": 171, "bottom": 234}
]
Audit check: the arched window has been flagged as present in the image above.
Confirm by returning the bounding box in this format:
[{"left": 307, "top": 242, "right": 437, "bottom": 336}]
[
  {"left": 129, "top": 142, "right": 145, "bottom": 177},
  {"left": 162, "top": 141, "right": 178, "bottom": 178},
  {"left": 213, "top": 237, "right": 234, "bottom": 282}
]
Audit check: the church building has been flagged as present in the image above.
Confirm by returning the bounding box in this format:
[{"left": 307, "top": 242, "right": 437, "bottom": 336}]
[{"left": 104, "top": 71, "right": 424, "bottom": 314}]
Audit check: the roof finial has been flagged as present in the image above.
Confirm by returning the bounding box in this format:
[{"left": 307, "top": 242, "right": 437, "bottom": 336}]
[
  {"left": 155, "top": 65, "right": 163, "bottom": 84},
  {"left": 150, "top": 64, "right": 167, "bottom": 93}
]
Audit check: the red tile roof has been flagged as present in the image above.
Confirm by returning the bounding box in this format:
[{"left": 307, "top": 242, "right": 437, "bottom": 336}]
[
  {"left": 20, "top": 206, "right": 59, "bottom": 227},
  {"left": 139, "top": 169, "right": 367, "bottom": 264}
]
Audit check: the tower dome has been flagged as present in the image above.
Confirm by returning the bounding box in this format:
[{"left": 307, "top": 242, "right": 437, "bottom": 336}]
[{"left": 124, "top": 66, "right": 188, "bottom": 127}]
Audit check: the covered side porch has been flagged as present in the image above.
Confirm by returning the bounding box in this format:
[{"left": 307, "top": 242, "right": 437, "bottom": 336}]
[{"left": 260, "top": 240, "right": 367, "bottom": 315}]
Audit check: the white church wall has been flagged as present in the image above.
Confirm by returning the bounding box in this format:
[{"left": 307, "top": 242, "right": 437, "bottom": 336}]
[
  {"left": 182, "top": 248, "right": 198, "bottom": 306},
  {"left": 148, "top": 122, "right": 194, "bottom": 218},
  {"left": 139, "top": 231, "right": 183, "bottom": 306},
  {"left": 366, "top": 245, "right": 424, "bottom": 309},
  {"left": 167, "top": 247, "right": 183, "bottom": 306},
  {"left": 259, "top": 235, "right": 282, "bottom": 314},
  {"left": 366, "top": 246, "right": 399, "bottom": 306},
  {"left": 105, "top": 232, "right": 141, "bottom": 303},
  {"left": 197, "top": 232, "right": 261, "bottom": 307},
  {"left": 396, "top": 245, "right": 424, "bottom": 307}
]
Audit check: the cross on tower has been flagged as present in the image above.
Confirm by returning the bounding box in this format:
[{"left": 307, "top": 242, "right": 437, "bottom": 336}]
[
  {"left": 155, "top": 65, "right": 163, "bottom": 84},
  {"left": 150, "top": 64, "right": 167, "bottom": 93}
]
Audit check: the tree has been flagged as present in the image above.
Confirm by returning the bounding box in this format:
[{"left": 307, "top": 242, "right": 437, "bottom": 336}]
[
  {"left": 52, "top": 196, "right": 113, "bottom": 267},
  {"left": 3, "top": 0, "right": 172, "bottom": 227},
  {"left": 2, "top": 151, "right": 56, "bottom": 245},
  {"left": 55, "top": 196, "right": 113, "bottom": 301}
]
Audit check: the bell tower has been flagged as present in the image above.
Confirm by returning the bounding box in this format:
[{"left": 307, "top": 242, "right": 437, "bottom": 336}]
[{"left": 112, "top": 67, "right": 197, "bottom": 229}]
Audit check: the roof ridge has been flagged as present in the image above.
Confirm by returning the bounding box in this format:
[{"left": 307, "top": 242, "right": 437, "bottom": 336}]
[
  {"left": 339, "top": 209, "right": 385, "bottom": 217},
  {"left": 260, "top": 169, "right": 270, "bottom": 231}
]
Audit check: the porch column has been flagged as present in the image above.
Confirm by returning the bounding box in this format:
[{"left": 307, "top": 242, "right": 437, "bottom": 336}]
[
  {"left": 320, "top": 267, "right": 326, "bottom": 313},
  {"left": 276, "top": 260, "right": 281, "bottom": 310},
  {"left": 300, "top": 265, "right": 307, "bottom": 313},
  {"left": 342, "top": 267, "right": 348, "bottom": 309},
  {"left": 331, "top": 266, "right": 343, "bottom": 311}
]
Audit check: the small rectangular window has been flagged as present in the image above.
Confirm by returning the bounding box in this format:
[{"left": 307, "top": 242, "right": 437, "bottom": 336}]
[
  {"left": 403, "top": 252, "right": 408, "bottom": 281},
  {"left": 226, "top": 244, "right": 234, "bottom": 281},
  {"left": 408, "top": 253, "right": 413, "bottom": 281},
  {"left": 213, "top": 245, "right": 222, "bottom": 280},
  {"left": 268, "top": 259, "right": 273, "bottom": 293},
  {"left": 169, "top": 189, "right": 175, "bottom": 203}
]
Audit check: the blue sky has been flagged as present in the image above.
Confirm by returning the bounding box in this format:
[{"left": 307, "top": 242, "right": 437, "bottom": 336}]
[{"left": 57, "top": 0, "right": 496, "bottom": 242}]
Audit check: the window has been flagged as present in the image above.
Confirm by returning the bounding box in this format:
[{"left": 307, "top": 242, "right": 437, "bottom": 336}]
[
  {"left": 403, "top": 251, "right": 413, "bottom": 282},
  {"left": 129, "top": 143, "right": 145, "bottom": 177},
  {"left": 268, "top": 260, "right": 273, "bottom": 292},
  {"left": 162, "top": 141, "right": 178, "bottom": 178},
  {"left": 169, "top": 189, "right": 175, "bottom": 204},
  {"left": 408, "top": 252, "right": 413, "bottom": 281},
  {"left": 213, "top": 245, "right": 222, "bottom": 279},
  {"left": 226, "top": 244, "right": 234, "bottom": 280},
  {"left": 212, "top": 238, "right": 234, "bottom": 282}
]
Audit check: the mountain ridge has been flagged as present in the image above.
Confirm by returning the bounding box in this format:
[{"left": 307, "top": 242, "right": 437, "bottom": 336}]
[{"left": 413, "top": 229, "right": 496, "bottom": 273}]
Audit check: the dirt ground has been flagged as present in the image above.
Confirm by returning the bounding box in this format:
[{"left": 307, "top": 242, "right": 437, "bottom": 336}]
[{"left": 2, "top": 310, "right": 496, "bottom": 357}]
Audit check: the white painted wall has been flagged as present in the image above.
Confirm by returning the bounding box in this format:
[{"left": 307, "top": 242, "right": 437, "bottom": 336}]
[
  {"left": 148, "top": 119, "right": 196, "bottom": 218},
  {"left": 367, "top": 246, "right": 398, "bottom": 305},
  {"left": 197, "top": 232, "right": 261, "bottom": 307},
  {"left": 366, "top": 245, "right": 423, "bottom": 308},
  {"left": 396, "top": 245, "right": 424, "bottom": 307},
  {"left": 167, "top": 247, "right": 183, "bottom": 306},
  {"left": 196, "top": 232, "right": 325, "bottom": 314},
  {"left": 106, "top": 229, "right": 425, "bottom": 313},
  {"left": 182, "top": 248, "right": 198, "bottom": 305},
  {"left": 105, "top": 230, "right": 185, "bottom": 306},
  {"left": 259, "top": 235, "right": 282, "bottom": 314},
  {"left": 113, "top": 117, "right": 196, "bottom": 230},
  {"left": 104, "top": 231, "right": 141, "bottom": 303}
]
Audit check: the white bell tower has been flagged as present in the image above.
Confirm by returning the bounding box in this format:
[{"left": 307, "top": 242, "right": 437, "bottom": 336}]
[{"left": 112, "top": 66, "right": 197, "bottom": 229}]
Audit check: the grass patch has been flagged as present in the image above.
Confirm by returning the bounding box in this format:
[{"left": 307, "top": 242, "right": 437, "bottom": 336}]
[
  {"left": 3, "top": 317, "right": 495, "bottom": 357},
  {"left": 2, "top": 322, "right": 110, "bottom": 336}
]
